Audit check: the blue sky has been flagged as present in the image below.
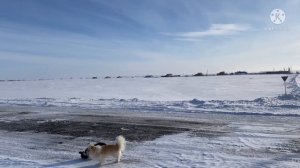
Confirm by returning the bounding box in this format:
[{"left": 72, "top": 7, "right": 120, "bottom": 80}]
[{"left": 0, "top": 0, "right": 300, "bottom": 79}]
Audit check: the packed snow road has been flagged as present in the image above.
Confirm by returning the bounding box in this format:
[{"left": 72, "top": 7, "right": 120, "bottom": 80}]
[{"left": 0, "top": 106, "right": 300, "bottom": 168}]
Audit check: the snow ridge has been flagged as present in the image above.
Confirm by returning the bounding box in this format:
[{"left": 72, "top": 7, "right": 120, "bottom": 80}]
[{"left": 291, "top": 75, "right": 300, "bottom": 97}]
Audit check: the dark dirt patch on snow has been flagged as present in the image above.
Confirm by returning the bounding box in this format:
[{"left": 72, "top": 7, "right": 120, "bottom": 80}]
[
  {"left": 0, "top": 119, "right": 188, "bottom": 142},
  {"left": 0, "top": 115, "right": 229, "bottom": 142}
]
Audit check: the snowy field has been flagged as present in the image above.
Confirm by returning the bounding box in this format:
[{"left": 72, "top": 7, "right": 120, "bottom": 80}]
[
  {"left": 0, "top": 74, "right": 293, "bottom": 101},
  {"left": 0, "top": 74, "right": 300, "bottom": 167},
  {"left": 0, "top": 74, "right": 299, "bottom": 116}
]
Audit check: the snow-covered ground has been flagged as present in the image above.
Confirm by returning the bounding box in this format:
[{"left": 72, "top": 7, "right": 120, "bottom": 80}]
[
  {"left": 0, "top": 74, "right": 299, "bottom": 116},
  {"left": 0, "top": 74, "right": 300, "bottom": 167},
  {"left": 0, "top": 74, "right": 292, "bottom": 101},
  {"left": 1, "top": 116, "right": 300, "bottom": 168}
]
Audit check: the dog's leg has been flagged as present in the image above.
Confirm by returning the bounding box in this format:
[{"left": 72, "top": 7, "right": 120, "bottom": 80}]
[
  {"left": 114, "top": 153, "right": 119, "bottom": 163},
  {"left": 99, "top": 156, "right": 105, "bottom": 166},
  {"left": 116, "top": 151, "right": 122, "bottom": 163}
]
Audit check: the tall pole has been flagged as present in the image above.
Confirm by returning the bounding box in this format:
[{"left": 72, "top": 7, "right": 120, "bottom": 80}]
[
  {"left": 281, "top": 76, "right": 288, "bottom": 95},
  {"left": 284, "top": 81, "right": 287, "bottom": 95}
]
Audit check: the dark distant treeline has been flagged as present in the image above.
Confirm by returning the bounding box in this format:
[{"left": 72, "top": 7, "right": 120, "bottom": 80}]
[{"left": 1, "top": 68, "right": 298, "bottom": 81}]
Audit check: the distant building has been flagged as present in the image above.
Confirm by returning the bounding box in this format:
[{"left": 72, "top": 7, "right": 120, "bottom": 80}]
[
  {"left": 261, "top": 69, "right": 291, "bottom": 75},
  {"left": 162, "top": 73, "right": 173, "bottom": 77},
  {"left": 234, "top": 71, "right": 248, "bottom": 75},
  {"left": 145, "top": 75, "right": 154, "bottom": 78},
  {"left": 260, "top": 67, "right": 292, "bottom": 75},
  {"left": 193, "top": 72, "right": 203, "bottom": 76},
  {"left": 217, "top": 71, "right": 227, "bottom": 76},
  {"left": 264, "top": 71, "right": 291, "bottom": 74},
  {"left": 161, "top": 74, "right": 180, "bottom": 77}
]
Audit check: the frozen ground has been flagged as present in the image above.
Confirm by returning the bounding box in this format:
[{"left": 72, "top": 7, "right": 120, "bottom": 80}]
[
  {"left": 0, "top": 74, "right": 292, "bottom": 101},
  {"left": 0, "top": 74, "right": 300, "bottom": 167},
  {"left": 0, "top": 111, "right": 300, "bottom": 168},
  {"left": 0, "top": 74, "right": 299, "bottom": 116}
]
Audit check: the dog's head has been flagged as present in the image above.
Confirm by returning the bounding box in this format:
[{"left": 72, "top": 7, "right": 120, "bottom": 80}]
[
  {"left": 86, "top": 144, "right": 98, "bottom": 155},
  {"left": 79, "top": 151, "right": 89, "bottom": 160},
  {"left": 80, "top": 142, "right": 106, "bottom": 160}
]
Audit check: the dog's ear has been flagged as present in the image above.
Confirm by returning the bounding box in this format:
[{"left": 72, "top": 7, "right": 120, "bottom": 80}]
[
  {"left": 91, "top": 145, "right": 96, "bottom": 150},
  {"left": 95, "top": 142, "right": 106, "bottom": 146}
]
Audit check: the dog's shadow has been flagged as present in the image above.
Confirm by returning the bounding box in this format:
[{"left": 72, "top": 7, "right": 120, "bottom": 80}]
[
  {"left": 42, "top": 158, "right": 140, "bottom": 168},
  {"left": 42, "top": 159, "right": 100, "bottom": 168}
]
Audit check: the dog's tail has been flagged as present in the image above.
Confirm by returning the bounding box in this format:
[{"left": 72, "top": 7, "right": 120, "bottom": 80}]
[{"left": 116, "top": 135, "right": 126, "bottom": 152}]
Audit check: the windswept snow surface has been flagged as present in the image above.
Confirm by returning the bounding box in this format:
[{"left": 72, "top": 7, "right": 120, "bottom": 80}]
[
  {"left": 1, "top": 74, "right": 300, "bottom": 167},
  {"left": 1, "top": 120, "right": 300, "bottom": 168},
  {"left": 0, "top": 75, "right": 290, "bottom": 101},
  {"left": 0, "top": 74, "right": 299, "bottom": 116}
]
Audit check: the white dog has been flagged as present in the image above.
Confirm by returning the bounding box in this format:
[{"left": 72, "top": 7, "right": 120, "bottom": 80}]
[{"left": 87, "top": 135, "right": 126, "bottom": 165}]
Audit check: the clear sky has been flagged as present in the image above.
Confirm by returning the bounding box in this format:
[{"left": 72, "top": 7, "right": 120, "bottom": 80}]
[{"left": 0, "top": 0, "right": 299, "bottom": 79}]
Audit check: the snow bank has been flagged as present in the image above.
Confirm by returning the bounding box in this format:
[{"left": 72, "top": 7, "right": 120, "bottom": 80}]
[{"left": 296, "top": 75, "right": 300, "bottom": 87}]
